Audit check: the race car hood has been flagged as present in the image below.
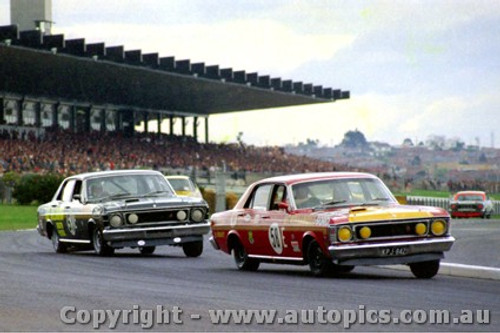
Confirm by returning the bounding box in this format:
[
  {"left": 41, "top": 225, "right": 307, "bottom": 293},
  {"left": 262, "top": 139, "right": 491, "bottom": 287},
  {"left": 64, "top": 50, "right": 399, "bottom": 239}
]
[
  {"left": 100, "top": 196, "right": 207, "bottom": 213},
  {"left": 313, "top": 204, "right": 447, "bottom": 225}
]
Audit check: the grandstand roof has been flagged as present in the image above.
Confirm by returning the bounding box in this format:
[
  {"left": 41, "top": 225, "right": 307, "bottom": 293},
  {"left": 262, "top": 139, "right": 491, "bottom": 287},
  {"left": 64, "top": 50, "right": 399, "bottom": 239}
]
[{"left": 0, "top": 25, "right": 349, "bottom": 116}]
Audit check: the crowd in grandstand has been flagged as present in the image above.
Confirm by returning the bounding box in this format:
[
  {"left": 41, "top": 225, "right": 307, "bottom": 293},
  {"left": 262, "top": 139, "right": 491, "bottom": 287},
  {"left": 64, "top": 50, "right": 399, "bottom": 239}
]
[
  {"left": 0, "top": 128, "right": 342, "bottom": 176},
  {"left": 1, "top": 128, "right": 498, "bottom": 194}
]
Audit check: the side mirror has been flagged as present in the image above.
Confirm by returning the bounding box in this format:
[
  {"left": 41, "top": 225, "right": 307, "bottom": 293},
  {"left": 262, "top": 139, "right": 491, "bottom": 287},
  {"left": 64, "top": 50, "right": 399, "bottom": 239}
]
[
  {"left": 277, "top": 202, "right": 289, "bottom": 211},
  {"left": 72, "top": 194, "right": 82, "bottom": 203}
]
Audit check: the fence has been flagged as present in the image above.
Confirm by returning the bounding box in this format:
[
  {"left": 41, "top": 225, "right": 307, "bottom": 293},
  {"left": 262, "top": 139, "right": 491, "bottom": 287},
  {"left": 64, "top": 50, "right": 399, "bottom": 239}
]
[{"left": 406, "top": 196, "right": 500, "bottom": 215}]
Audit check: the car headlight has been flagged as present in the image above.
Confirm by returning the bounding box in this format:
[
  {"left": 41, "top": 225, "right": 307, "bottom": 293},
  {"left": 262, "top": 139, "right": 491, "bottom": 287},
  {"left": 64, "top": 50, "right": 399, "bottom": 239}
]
[
  {"left": 176, "top": 210, "right": 187, "bottom": 221},
  {"left": 128, "top": 213, "right": 139, "bottom": 224},
  {"left": 415, "top": 222, "right": 427, "bottom": 236},
  {"left": 110, "top": 214, "right": 123, "bottom": 227},
  {"left": 358, "top": 226, "right": 371, "bottom": 239},
  {"left": 337, "top": 226, "right": 352, "bottom": 242},
  {"left": 191, "top": 209, "right": 205, "bottom": 222},
  {"left": 92, "top": 205, "right": 104, "bottom": 219},
  {"left": 430, "top": 219, "right": 447, "bottom": 236}
]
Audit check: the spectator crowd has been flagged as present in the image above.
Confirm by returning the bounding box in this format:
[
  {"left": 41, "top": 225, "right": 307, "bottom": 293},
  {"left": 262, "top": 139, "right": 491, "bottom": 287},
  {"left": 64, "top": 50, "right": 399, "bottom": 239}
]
[{"left": 0, "top": 129, "right": 343, "bottom": 176}]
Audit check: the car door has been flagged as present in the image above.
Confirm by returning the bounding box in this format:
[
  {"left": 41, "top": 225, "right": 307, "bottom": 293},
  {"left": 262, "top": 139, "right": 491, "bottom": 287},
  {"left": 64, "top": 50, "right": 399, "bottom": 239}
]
[
  {"left": 237, "top": 183, "right": 291, "bottom": 257},
  {"left": 51, "top": 179, "right": 85, "bottom": 241}
]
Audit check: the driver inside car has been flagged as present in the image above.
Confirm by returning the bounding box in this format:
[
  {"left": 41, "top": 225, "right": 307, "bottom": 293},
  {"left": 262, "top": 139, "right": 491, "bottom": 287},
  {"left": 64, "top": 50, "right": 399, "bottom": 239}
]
[
  {"left": 293, "top": 185, "right": 320, "bottom": 209},
  {"left": 89, "top": 183, "right": 108, "bottom": 199}
]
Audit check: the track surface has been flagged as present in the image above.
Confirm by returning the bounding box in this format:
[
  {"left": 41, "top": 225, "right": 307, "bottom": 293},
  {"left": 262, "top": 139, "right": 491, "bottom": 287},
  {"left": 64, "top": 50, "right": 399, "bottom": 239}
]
[{"left": 0, "top": 218, "right": 499, "bottom": 331}]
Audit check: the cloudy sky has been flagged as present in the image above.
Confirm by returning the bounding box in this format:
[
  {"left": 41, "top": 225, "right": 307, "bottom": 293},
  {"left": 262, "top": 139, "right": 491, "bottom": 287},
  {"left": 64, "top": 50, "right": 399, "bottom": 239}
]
[{"left": 1, "top": 0, "right": 499, "bottom": 147}]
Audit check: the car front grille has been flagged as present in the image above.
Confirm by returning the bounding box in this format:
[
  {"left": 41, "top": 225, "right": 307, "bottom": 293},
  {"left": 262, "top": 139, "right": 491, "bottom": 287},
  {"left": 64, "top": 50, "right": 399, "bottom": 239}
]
[
  {"left": 103, "top": 207, "right": 207, "bottom": 227},
  {"left": 127, "top": 210, "right": 181, "bottom": 224},
  {"left": 353, "top": 220, "right": 428, "bottom": 240},
  {"left": 454, "top": 204, "right": 480, "bottom": 211}
]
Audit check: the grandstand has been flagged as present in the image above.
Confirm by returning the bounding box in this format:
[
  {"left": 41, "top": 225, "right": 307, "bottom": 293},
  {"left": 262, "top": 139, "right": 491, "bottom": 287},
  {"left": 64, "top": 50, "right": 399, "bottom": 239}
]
[{"left": 0, "top": 1, "right": 349, "bottom": 143}]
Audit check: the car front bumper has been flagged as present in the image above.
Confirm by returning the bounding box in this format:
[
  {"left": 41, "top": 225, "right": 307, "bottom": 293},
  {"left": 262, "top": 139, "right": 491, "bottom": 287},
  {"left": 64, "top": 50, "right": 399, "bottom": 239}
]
[
  {"left": 328, "top": 236, "right": 455, "bottom": 266},
  {"left": 450, "top": 211, "right": 483, "bottom": 218},
  {"left": 102, "top": 222, "right": 210, "bottom": 248}
]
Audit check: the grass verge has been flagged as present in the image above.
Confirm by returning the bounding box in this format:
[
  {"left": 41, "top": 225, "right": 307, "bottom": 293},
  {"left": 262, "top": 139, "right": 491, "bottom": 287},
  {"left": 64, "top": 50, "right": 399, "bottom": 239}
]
[{"left": 0, "top": 205, "right": 38, "bottom": 231}]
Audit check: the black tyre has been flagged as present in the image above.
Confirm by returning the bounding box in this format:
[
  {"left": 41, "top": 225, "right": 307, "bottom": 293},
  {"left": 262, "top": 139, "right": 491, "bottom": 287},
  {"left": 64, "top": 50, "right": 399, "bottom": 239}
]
[
  {"left": 307, "top": 240, "right": 332, "bottom": 277},
  {"left": 409, "top": 260, "right": 440, "bottom": 279},
  {"left": 139, "top": 246, "right": 156, "bottom": 255},
  {"left": 232, "top": 241, "right": 259, "bottom": 271},
  {"left": 92, "top": 228, "right": 115, "bottom": 256},
  {"left": 182, "top": 241, "right": 203, "bottom": 257},
  {"left": 51, "top": 230, "right": 67, "bottom": 254}
]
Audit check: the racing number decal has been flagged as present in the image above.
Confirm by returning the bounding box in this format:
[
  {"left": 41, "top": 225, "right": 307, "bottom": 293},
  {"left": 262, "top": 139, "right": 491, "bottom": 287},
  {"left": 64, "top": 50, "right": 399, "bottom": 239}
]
[{"left": 268, "top": 223, "right": 284, "bottom": 254}]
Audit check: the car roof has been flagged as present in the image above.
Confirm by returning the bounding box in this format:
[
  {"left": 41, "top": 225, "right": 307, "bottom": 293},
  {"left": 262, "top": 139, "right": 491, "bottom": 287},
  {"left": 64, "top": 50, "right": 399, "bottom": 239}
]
[
  {"left": 165, "top": 175, "right": 190, "bottom": 180},
  {"left": 255, "top": 172, "right": 377, "bottom": 186},
  {"left": 455, "top": 191, "right": 486, "bottom": 196},
  {"left": 66, "top": 169, "right": 163, "bottom": 180}
]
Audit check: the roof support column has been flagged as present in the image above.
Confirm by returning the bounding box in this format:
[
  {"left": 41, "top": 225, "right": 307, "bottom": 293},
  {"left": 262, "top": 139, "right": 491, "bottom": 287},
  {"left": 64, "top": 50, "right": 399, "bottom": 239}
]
[
  {"left": 205, "top": 116, "right": 209, "bottom": 144},
  {"left": 143, "top": 112, "right": 149, "bottom": 133},
  {"left": 181, "top": 116, "right": 186, "bottom": 137},
  {"left": 100, "top": 109, "right": 106, "bottom": 132},
  {"left": 34, "top": 101, "right": 41, "bottom": 129},
  {"left": 157, "top": 113, "right": 162, "bottom": 136},
  {"left": 69, "top": 105, "right": 75, "bottom": 133},
  {"left": 84, "top": 107, "right": 91, "bottom": 133},
  {"left": 16, "top": 99, "right": 22, "bottom": 126},
  {"left": 0, "top": 97, "right": 4, "bottom": 125},
  {"left": 193, "top": 116, "right": 198, "bottom": 142},
  {"left": 169, "top": 115, "right": 174, "bottom": 135},
  {"left": 53, "top": 103, "right": 59, "bottom": 129}
]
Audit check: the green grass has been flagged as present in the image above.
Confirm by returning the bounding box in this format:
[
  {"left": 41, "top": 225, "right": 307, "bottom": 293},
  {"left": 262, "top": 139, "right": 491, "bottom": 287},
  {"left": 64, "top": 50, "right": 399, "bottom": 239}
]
[{"left": 0, "top": 205, "right": 38, "bottom": 231}]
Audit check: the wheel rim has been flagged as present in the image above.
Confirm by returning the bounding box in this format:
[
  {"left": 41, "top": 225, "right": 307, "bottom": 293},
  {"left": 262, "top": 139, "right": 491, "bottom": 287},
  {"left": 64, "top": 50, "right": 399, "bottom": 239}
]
[
  {"left": 234, "top": 246, "right": 246, "bottom": 266},
  {"left": 310, "top": 245, "right": 324, "bottom": 271},
  {"left": 51, "top": 232, "right": 59, "bottom": 251},
  {"left": 93, "top": 230, "right": 102, "bottom": 252}
]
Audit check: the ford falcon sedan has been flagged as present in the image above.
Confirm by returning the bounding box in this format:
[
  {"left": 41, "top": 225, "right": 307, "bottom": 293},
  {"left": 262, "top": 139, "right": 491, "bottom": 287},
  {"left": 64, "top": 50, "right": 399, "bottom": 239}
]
[
  {"left": 449, "top": 190, "right": 494, "bottom": 219},
  {"left": 209, "top": 172, "right": 455, "bottom": 278},
  {"left": 37, "top": 170, "right": 210, "bottom": 256}
]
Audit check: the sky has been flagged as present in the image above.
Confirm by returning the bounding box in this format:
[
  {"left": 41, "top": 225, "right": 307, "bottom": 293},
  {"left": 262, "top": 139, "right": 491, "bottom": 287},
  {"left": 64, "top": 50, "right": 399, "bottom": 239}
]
[{"left": 1, "top": 0, "right": 499, "bottom": 147}]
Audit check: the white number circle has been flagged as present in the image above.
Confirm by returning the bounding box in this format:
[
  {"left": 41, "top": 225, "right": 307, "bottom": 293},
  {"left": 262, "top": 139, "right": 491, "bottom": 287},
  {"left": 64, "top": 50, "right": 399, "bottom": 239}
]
[{"left": 268, "top": 223, "right": 283, "bottom": 254}]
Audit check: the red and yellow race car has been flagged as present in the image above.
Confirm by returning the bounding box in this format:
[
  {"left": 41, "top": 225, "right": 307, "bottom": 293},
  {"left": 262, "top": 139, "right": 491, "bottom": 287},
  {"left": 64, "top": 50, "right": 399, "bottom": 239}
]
[
  {"left": 449, "top": 191, "right": 494, "bottom": 219},
  {"left": 209, "top": 172, "right": 455, "bottom": 278}
]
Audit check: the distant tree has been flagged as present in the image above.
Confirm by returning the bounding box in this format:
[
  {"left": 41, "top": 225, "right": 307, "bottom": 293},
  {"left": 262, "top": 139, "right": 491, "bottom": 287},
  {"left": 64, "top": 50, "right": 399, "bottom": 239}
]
[
  {"left": 411, "top": 155, "right": 421, "bottom": 166},
  {"left": 403, "top": 138, "right": 414, "bottom": 147},
  {"left": 479, "top": 152, "right": 487, "bottom": 163},
  {"left": 340, "top": 129, "right": 368, "bottom": 148},
  {"left": 450, "top": 140, "right": 465, "bottom": 152},
  {"left": 298, "top": 138, "right": 319, "bottom": 148}
]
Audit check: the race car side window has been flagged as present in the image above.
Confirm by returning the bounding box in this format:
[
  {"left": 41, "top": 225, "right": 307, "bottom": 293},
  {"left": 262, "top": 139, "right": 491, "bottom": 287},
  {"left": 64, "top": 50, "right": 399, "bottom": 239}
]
[
  {"left": 61, "top": 180, "right": 76, "bottom": 202},
  {"left": 247, "top": 184, "right": 273, "bottom": 211},
  {"left": 270, "top": 185, "right": 287, "bottom": 210}
]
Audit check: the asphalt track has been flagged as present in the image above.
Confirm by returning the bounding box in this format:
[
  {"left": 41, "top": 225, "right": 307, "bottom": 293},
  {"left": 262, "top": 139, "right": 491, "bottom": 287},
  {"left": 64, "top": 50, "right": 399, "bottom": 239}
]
[{"left": 0, "top": 218, "right": 498, "bottom": 331}]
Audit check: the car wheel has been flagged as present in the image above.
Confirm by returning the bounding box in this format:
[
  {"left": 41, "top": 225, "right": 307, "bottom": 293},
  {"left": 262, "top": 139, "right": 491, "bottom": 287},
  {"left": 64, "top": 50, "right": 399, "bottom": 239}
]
[
  {"left": 139, "top": 246, "right": 156, "bottom": 255},
  {"left": 92, "top": 228, "right": 114, "bottom": 256},
  {"left": 51, "top": 230, "right": 67, "bottom": 253},
  {"left": 182, "top": 241, "right": 203, "bottom": 257},
  {"left": 409, "top": 260, "right": 440, "bottom": 279},
  {"left": 307, "top": 240, "right": 333, "bottom": 277},
  {"left": 232, "top": 241, "right": 259, "bottom": 271}
]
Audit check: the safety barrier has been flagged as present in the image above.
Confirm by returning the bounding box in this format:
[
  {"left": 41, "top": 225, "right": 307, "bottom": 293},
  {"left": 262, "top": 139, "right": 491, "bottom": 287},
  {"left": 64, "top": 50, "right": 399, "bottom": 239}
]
[{"left": 406, "top": 196, "right": 500, "bottom": 215}]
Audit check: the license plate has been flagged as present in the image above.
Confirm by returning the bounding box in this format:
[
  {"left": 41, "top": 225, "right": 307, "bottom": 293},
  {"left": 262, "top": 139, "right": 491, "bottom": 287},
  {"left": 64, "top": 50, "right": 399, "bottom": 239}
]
[{"left": 381, "top": 246, "right": 409, "bottom": 256}]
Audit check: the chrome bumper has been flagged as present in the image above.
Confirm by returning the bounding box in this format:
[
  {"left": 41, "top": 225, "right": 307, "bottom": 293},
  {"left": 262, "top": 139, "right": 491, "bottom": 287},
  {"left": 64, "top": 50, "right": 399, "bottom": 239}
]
[
  {"left": 209, "top": 235, "right": 220, "bottom": 250},
  {"left": 328, "top": 236, "right": 455, "bottom": 266},
  {"left": 102, "top": 222, "right": 210, "bottom": 248}
]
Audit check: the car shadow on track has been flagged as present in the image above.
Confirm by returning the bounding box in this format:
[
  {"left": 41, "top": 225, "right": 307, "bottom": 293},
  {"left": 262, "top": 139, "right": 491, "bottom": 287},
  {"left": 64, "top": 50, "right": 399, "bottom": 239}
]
[{"left": 210, "top": 265, "right": 415, "bottom": 280}]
